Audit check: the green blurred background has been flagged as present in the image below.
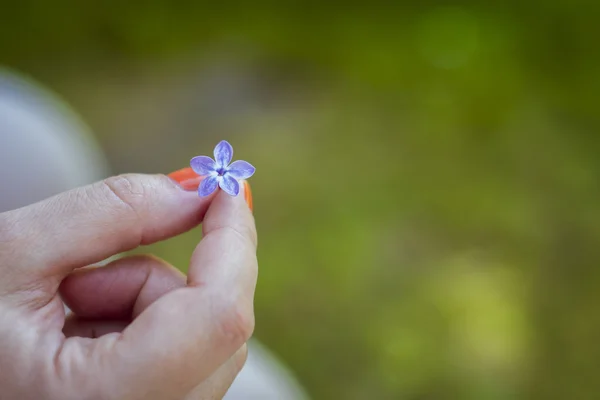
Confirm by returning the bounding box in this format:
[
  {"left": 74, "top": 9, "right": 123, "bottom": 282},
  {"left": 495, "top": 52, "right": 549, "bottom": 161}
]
[{"left": 2, "top": 1, "right": 600, "bottom": 398}]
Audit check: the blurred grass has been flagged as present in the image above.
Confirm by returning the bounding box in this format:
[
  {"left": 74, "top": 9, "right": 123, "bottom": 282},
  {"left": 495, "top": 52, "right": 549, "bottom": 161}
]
[{"left": 3, "top": 2, "right": 600, "bottom": 399}]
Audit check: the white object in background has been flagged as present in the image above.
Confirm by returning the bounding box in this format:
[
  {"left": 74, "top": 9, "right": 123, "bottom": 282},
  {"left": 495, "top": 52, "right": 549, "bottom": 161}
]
[
  {"left": 225, "top": 341, "right": 309, "bottom": 400},
  {"left": 0, "top": 68, "right": 110, "bottom": 212}
]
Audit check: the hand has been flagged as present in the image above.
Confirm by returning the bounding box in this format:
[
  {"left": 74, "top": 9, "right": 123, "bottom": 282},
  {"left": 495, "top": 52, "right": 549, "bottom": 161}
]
[{"left": 0, "top": 173, "right": 258, "bottom": 400}]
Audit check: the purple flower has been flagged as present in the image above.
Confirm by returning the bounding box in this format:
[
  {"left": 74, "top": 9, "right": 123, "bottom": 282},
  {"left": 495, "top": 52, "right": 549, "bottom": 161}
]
[{"left": 190, "top": 140, "right": 256, "bottom": 197}]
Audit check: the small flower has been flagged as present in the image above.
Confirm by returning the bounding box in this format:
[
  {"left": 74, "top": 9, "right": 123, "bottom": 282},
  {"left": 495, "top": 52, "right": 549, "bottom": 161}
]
[{"left": 190, "top": 140, "right": 256, "bottom": 197}]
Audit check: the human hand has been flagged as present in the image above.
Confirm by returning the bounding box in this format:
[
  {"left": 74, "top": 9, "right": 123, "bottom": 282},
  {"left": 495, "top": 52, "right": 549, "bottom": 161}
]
[{"left": 0, "top": 173, "right": 257, "bottom": 400}]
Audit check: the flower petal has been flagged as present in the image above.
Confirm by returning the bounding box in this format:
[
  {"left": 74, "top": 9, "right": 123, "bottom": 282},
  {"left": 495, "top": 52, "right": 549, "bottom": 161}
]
[
  {"left": 219, "top": 174, "right": 240, "bottom": 196},
  {"left": 190, "top": 156, "right": 216, "bottom": 175},
  {"left": 227, "top": 160, "right": 256, "bottom": 180},
  {"left": 214, "top": 140, "right": 233, "bottom": 168},
  {"left": 198, "top": 175, "right": 219, "bottom": 197}
]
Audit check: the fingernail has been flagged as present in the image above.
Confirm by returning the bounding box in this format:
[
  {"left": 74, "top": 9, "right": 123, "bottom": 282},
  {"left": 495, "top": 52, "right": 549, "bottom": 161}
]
[
  {"left": 167, "top": 167, "right": 203, "bottom": 191},
  {"left": 243, "top": 181, "right": 253, "bottom": 212}
]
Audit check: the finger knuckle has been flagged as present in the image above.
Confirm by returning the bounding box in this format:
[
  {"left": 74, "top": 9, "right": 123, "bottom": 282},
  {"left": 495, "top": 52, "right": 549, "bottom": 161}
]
[
  {"left": 219, "top": 301, "right": 255, "bottom": 347},
  {"left": 101, "top": 174, "right": 146, "bottom": 214},
  {"left": 245, "top": 225, "right": 258, "bottom": 249},
  {"left": 217, "top": 225, "right": 258, "bottom": 251},
  {"left": 238, "top": 223, "right": 258, "bottom": 249}
]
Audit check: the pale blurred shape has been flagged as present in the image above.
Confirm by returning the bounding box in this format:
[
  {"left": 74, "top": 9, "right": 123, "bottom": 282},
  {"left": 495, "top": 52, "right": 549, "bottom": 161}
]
[
  {"left": 225, "top": 341, "right": 309, "bottom": 400},
  {"left": 0, "top": 68, "right": 109, "bottom": 212}
]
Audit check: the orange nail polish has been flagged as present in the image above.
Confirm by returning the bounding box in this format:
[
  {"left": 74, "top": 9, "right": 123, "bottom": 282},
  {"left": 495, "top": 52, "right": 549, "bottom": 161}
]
[
  {"left": 243, "top": 181, "right": 253, "bottom": 212},
  {"left": 168, "top": 167, "right": 203, "bottom": 191}
]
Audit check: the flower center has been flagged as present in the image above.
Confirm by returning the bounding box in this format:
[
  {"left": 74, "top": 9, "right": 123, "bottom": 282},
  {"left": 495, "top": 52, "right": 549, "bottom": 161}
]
[{"left": 216, "top": 167, "right": 226, "bottom": 176}]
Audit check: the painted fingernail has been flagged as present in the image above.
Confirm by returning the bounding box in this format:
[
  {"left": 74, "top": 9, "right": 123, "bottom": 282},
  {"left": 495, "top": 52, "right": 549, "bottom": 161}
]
[
  {"left": 168, "top": 167, "right": 203, "bottom": 191},
  {"left": 243, "top": 181, "right": 253, "bottom": 212}
]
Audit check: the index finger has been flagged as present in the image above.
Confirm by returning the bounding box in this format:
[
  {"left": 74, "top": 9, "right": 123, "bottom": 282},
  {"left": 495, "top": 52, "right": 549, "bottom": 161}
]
[
  {"left": 93, "top": 182, "right": 257, "bottom": 399},
  {"left": 0, "top": 173, "right": 213, "bottom": 282}
]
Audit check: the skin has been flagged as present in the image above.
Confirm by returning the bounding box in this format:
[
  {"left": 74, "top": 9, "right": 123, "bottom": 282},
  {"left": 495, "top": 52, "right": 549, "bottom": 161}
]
[{"left": 0, "top": 172, "right": 257, "bottom": 400}]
